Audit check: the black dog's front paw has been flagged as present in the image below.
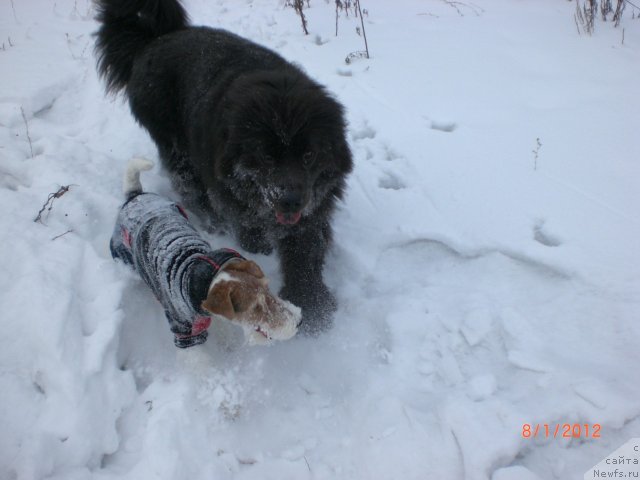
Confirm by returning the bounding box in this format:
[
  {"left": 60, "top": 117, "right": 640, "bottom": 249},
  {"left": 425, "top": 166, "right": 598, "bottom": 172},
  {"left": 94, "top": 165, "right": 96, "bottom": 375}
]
[
  {"left": 238, "top": 227, "right": 273, "bottom": 255},
  {"left": 280, "top": 282, "right": 336, "bottom": 336}
]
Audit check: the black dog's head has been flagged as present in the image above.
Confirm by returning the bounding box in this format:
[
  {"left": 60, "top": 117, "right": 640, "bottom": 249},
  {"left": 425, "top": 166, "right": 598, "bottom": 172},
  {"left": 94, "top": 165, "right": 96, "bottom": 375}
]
[{"left": 218, "top": 71, "right": 353, "bottom": 225}]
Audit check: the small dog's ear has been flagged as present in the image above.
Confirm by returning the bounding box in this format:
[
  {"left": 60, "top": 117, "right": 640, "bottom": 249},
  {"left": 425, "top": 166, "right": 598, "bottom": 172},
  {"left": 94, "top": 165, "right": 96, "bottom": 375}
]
[
  {"left": 201, "top": 282, "right": 236, "bottom": 319},
  {"left": 202, "top": 260, "right": 270, "bottom": 322},
  {"left": 223, "top": 260, "right": 265, "bottom": 280},
  {"left": 202, "top": 279, "right": 259, "bottom": 320}
]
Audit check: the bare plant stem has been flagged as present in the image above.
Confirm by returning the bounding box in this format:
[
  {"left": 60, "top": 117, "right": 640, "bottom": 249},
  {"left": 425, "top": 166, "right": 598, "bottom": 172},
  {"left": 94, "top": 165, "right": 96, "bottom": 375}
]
[
  {"left": 10, "top": 0, "right": 18, "bottom": 22},
  {"left": 613, "top": 0, "right": 626, "bottom": 25},
  {"left": 51, "top": 229, "right": 74, "bottom": 241},
  {"left": 532, "top": 138, "right": 542, "bottom": 171},
  {"left": 20, "top": 107, "right": 34, "bottom": 159},
  {"left": 355, "top": 0, "right": 369, "bottom": 58},
  {"left": 576, "top": 0, "right": 631, "bottom": 34},
  {"left": 34, "top": 186, "right": 72, "bottom": 224},
  {"left": 292, "top": 0, "right": 309, "bottom": 35},
  {"left": 441, "top": 0, "right": 483, "bottom": 17}
]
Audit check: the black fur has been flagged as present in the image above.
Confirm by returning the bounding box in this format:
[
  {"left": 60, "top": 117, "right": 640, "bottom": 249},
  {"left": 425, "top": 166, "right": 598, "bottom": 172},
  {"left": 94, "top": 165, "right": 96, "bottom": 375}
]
[{"left": 95, "top": 0, "right": 353, "bottom": 333}]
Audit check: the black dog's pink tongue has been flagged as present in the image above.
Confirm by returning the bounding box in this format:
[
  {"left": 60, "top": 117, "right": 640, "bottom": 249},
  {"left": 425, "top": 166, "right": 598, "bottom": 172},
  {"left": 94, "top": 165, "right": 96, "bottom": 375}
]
[{"left": 276, "top": 211, "right": 302, "bottom": 225}]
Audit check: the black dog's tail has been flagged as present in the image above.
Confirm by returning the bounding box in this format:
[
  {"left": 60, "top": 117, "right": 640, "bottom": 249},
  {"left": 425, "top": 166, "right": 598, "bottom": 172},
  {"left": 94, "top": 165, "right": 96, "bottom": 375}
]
[{"left": 95, "top": 0, "right": 188, "bottom": 94}]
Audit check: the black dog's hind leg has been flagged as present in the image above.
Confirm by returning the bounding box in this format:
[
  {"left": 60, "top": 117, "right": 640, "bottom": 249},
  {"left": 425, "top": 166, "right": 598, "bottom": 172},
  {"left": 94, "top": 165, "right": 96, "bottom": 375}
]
[
  {"left": 277, "top": 222, "right": 336, "bottom": 335},
  {"left": 157, "top": 144, "right": 221, "bottom": 231}
]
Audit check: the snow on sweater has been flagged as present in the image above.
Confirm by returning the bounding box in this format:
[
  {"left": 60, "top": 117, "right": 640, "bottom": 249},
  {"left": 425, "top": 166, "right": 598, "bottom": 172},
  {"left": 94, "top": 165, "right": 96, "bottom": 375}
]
[{"left": 110, "top": 192, "right": 243, "bottom": 347}]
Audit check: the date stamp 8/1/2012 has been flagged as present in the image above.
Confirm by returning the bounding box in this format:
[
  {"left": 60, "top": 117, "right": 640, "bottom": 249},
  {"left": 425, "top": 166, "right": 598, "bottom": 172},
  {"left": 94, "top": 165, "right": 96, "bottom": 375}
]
[{"left": 522, "top": 423, "right": 601, "bottom": 439}]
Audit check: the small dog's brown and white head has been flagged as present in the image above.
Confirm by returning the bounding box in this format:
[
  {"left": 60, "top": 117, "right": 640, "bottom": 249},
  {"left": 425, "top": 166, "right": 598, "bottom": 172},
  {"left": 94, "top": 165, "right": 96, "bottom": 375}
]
[{"left": 201, "top": 260, "right": 300, "bottom": 345}]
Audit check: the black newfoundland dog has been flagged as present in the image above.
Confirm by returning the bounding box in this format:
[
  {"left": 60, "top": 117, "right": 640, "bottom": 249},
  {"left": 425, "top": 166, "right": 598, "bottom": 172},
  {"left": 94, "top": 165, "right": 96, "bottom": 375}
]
[{"left": 95, "top": 0, "right": 353, "bottom": 333}]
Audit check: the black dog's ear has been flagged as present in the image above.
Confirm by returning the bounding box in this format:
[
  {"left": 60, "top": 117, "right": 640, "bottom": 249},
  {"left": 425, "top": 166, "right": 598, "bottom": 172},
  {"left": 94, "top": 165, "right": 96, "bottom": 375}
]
[
  {"left": 216, "top": 146, "right": 238, "bottom": 179},
  {"left": 334, "top": 140, "right": 354, "bottom": 174}
]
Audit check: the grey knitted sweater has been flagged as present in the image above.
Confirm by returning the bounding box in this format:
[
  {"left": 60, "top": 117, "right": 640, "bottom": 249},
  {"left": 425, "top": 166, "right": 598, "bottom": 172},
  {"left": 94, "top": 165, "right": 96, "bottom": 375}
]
[{"left": 110, "top": 193, "right": 242, "bottom": 347}]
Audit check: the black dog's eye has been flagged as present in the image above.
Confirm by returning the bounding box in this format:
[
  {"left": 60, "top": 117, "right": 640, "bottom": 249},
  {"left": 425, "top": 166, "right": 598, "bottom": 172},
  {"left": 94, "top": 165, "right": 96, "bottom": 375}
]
[
  {"left": 263, "top": 154, "right": 275, "bottom": 164},
  {"left": 302, "top": 151, "right": 315, "bottom": 167}
]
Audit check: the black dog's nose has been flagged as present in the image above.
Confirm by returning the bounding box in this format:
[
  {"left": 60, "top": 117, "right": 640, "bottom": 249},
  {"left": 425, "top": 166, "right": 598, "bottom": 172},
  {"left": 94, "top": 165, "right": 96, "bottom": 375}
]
[{"left": 279, "top": 191, "right": 303, "bottom": 213}]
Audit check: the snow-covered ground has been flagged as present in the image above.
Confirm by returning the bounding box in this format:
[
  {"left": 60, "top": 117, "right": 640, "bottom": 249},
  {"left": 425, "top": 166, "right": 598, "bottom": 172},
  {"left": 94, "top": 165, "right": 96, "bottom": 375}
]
[{"left": 1, "top": 1, "right": 639, "bottom": 479}]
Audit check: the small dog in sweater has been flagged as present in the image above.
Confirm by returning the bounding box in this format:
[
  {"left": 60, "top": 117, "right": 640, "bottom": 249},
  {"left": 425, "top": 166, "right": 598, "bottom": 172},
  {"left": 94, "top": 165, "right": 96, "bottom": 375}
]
[{"left": 110, "top": 158, "right": 300, "bottom": 347}]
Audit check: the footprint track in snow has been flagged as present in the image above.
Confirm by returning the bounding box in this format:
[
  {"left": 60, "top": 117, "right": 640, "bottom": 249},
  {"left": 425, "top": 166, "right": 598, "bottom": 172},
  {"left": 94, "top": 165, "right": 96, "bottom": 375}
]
[
  {"left": 429, "top": 120, "right": 457, "bottom": 133},
  {"left": 419, "top": 115, "right": 458, "bottom": 133},
  {"left": 378, "top": 171, "right": 406, "bottom": 190},
  {"left": 533, "top": 220, "right": 562, "bottom": 247},
  {"left": 314, "top": 34, "right": 330, "bottom": 46},
  {"left": 372, "top": 237, "right": 576, "bottom": 396},
  {"left": 351, "top": 123, "right": 377, "bottom": 141}
]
